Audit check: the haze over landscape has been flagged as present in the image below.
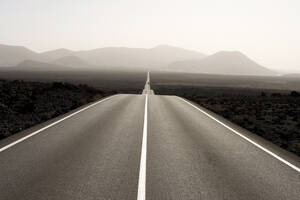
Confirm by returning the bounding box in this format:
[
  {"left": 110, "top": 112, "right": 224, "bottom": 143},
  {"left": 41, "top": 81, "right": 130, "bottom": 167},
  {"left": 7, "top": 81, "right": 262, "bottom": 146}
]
[
  {"left": 0, "top": 43, "right": 278, "bottom": 76},
  {"left": 1, "top": 0, "right": 300, "bottom": 73}
]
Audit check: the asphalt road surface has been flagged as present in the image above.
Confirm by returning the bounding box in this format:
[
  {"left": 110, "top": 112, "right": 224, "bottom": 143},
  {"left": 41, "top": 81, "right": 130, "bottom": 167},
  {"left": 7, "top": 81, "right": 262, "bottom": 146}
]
[{"left": 0, "top": 93, "right": 300, "bottom": 199}]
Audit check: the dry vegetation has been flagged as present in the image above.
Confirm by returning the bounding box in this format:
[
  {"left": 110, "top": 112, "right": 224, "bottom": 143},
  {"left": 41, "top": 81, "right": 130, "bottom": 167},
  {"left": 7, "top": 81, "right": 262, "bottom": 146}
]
[{"left": 0, "top": 80, "right": 114, "bottom": 139}]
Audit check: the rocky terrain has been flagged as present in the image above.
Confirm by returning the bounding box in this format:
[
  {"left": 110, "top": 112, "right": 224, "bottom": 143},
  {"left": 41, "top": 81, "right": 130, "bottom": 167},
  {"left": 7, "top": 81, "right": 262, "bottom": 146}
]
[
  {"left": 154, "top": 85, "right": 300, "bottom": 156},
  {"left": 0, "top": 80, "right": 113, "bottom": 139}
]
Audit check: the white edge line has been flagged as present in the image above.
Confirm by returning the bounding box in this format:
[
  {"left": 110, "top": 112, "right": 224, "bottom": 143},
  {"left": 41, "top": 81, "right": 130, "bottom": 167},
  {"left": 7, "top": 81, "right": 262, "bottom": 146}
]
[
  {"left": 137, "top": 94, "right": 148, "bottom": 200},
  {"left": 178, "top": 97, "right": 300, "bottom": 173},
  {"left": 0, "top": 95, "right": 118, "bottom": 153}
]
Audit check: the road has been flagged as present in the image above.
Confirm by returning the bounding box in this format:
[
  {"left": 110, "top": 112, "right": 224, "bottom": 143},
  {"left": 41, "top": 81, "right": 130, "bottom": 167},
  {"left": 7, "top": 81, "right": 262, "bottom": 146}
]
[{"left": 0, "top": 77, "right": 300, "bottom": 199}]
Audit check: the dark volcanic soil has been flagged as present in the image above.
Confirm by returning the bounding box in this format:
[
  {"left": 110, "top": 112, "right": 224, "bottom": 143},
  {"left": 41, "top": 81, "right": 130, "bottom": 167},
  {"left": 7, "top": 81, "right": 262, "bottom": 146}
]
[
  {"left": 0, "top": 80, "right": 114, "bottom": 140},
  {"left": 153, "top": 85, "right": 300, "bottom": 156}
]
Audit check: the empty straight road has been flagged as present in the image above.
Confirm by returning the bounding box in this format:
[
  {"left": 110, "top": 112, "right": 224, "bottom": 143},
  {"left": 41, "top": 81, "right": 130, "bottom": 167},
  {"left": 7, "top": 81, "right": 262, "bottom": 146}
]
[{"left": 0, "top": 76, "right": 300, "bottom": 199}]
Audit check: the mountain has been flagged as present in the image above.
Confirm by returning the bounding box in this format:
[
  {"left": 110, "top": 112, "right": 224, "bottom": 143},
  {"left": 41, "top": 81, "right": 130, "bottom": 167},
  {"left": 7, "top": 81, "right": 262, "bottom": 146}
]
[
  {"left": 1, "top": 44, "right": 206, "bottom": 70},
  {"left": 0, "top": 44, "right": 278, "bottom": 76},
  {"left": 147, "top": 45, "right": 206, "bottom": 63},
  {"left": 41, "top": 48, "right": 74, "bottom": 60},
  {"left": 74, "top": 45, "right": 206, "bottom": 69},
  {"left": 0, "top": 44, "right": 48, "bottom": 66},
  {"left": 52, "top": 56, "right": 92, "bottom": 68},
  {"left": 169, "top": 51, "right": 277, "bottom": 76},
  {"left": 12, "top": 60, "right": 72, "bottom": 71}
]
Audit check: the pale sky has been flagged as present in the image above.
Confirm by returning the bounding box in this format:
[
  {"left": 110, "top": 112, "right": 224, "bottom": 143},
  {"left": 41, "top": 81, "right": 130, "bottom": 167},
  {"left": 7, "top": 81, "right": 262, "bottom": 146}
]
[{"left": 0, "top": 0, "right": 299, "bottom": 73}]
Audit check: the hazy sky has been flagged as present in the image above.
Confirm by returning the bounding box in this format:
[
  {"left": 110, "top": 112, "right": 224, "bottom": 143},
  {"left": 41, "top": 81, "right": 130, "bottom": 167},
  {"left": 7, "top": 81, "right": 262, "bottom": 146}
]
[{"left": 0, "top": 0, "right": 299, "bottom": 72}]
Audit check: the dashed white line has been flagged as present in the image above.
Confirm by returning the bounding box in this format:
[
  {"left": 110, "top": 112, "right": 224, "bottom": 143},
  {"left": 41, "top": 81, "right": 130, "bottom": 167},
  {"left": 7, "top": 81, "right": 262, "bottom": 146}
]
[
  {"left": 137, "top": 94, "right": 148, "bottom": 200},
  {"left": 0, "top": 95, "right": 117, "bottom": 153},
  {"left": 178, "top": 97, "right": 300, "bottom": 173}
]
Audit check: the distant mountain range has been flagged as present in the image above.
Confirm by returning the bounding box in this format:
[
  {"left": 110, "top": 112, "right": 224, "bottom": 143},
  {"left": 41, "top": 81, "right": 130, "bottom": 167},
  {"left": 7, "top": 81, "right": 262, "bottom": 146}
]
[
  {"left": 14, "top": 60, "right": 70, "bottom": 71},
  {"left": 44, "top": 45, "right": 206, "bottom": 68},
  {"left": 0, "top": 43, "right": 278, "bottom": 76},
  {"left": 52, "top": 56, "right": 92, "bottom": 68},
  {"left": 169, "top": 51, "right": 276, "bottom": 76},
  {"left": 0, "top": 44, "right": 49, "bottom": 66},
  {"left": 40, "top": 48, "right": 74, "bottom": 60}
]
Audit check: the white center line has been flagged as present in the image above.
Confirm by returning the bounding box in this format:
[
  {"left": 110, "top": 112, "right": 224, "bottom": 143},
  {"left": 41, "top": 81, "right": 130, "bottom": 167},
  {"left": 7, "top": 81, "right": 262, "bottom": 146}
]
[
  {"left": 137, "top": 94, "right": 148, "bottom": 200},
  {"left": 0, "top": 95, "right": 118, "bottom": 153},
  {"left": 178, "top": 97, "right": 300, "bottom": 173}
]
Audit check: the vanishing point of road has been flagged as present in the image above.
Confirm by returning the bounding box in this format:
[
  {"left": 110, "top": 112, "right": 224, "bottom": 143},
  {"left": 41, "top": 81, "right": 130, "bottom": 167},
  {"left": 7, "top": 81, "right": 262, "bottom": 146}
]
[{"left": 0, "top": 73, "right": 299, "bottom": 200}]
